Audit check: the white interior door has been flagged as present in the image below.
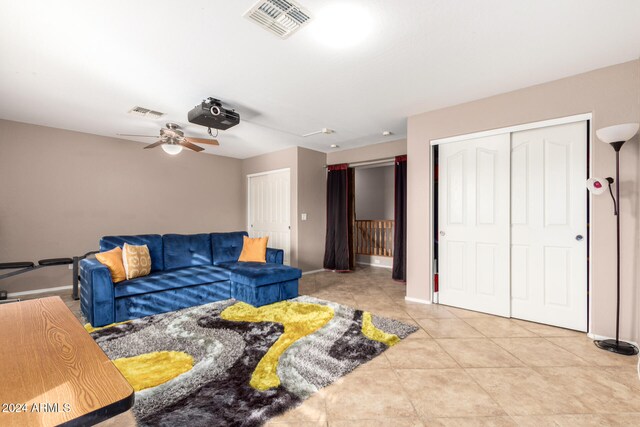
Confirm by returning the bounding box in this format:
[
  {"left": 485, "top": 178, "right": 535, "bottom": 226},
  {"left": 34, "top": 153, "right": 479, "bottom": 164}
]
[
  {"left": 248, "top": 169, "right": 291, "bottom": 265},
  {"left": 438, "top": 134, "right": 511, "bottom": 317},
  {"left": 510, "top": 122, "right": 587, "bottom": 331}
]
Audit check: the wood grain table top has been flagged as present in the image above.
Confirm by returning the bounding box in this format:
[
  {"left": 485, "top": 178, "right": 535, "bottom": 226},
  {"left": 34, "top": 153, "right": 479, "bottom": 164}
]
[{"left": 0, "top": 297, "right": 134, "bottom": 426}]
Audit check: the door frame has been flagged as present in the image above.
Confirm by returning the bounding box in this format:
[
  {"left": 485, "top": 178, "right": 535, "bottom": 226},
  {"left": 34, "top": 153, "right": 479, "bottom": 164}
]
[
  {"left": 246, "top": 168, "right": 292, "bottom": 263},
  {"left": 429, "top": 113, "right": 593, "bottom": 333}
]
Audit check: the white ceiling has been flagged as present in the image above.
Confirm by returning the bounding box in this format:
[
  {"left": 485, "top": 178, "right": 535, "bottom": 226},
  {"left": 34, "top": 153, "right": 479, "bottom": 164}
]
[{"left": 1, "top": 0, "right": 639, "bottom": 159}]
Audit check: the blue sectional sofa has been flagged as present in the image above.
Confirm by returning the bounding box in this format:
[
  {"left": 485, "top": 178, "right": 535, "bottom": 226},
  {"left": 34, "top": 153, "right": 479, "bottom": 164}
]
[{"left": 80, "top": 231, "right": 301, "bottom": 327}]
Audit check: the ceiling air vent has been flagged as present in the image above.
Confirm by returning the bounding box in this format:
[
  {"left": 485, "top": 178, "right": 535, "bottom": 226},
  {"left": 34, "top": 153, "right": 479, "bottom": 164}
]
[
  {"left": 128, "top": 106, "right": 165, "bottom": 119},
  {"left": 244, "top": 0, "right": 311, "bottom": 39}
]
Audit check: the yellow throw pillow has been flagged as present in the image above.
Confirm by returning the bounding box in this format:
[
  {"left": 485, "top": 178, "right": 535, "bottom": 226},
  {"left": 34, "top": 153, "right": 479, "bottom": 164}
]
[
  {"left": 238, "top": 236, "right": 269, "bottom": 263},
  {"left": 122, "top": 243, "right": 152, "bottom": 280},
  {"left": 95, "top": 247, "right": 126, "bottom": 283}
]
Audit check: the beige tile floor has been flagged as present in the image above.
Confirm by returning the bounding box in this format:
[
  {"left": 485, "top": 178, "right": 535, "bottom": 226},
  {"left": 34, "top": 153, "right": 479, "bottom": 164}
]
[{"left": 25, "top": 266, "right": 640, "bottom": 426}]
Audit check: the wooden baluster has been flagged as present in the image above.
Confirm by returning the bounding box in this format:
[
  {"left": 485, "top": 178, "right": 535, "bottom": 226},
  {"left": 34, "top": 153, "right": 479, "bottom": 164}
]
[
  {"left": 384, "top": 221, "right": 388, "bottom": 256},
  {"left": 381, "top": 221, "right": 384, "bottom": 256},
  {"left": 385, "top": 220, "right": 389, "bottom": 256},
  {"left": 373, "top": 221, "right": 377, "bottom": 255},
  {"left": 384, "top": 221, "right": 387, "bottom": 256},
  {"left": 362, "top": 221, "right": 365, "bottom": 255},
  {"left": 371, "top": 221, "right": 374, "bottom": 255},
  {"left": 388, "top": 221, "right": 391, "bottom": 256}
]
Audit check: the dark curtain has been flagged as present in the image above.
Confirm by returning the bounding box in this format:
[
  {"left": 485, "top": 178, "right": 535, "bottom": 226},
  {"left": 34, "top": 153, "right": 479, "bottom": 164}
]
[
  {"left": 392, "top": 155, "right": 407, "bottom": 281},
  {"left": 347, "top": 167, "right": 356, "bottom": 270},
  {"left": 323, "top": 164, "right": 353, "bottom": 271}
]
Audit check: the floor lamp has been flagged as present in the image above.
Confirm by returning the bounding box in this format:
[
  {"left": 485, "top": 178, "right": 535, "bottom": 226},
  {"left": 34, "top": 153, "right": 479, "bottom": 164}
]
[{"left": 587, "top": 122, "right": 639, "bottom": 356}]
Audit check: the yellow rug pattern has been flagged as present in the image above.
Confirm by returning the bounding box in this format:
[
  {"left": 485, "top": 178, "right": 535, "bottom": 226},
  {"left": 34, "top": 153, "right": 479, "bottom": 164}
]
[{"left": 221, "top": 300, "right": 334, "bottom": 390}]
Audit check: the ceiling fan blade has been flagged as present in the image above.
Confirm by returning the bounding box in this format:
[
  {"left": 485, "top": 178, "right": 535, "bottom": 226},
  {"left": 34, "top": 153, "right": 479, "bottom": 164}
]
[
  {"left": 185, "top": 137, "right": 219, "bottom": 146},
  {"left": 143, "top": 140, "right": 165, "bottom": 149},
  {"left": 179, "top": 140, "right": 205, "bottom": 152},
  {"left": 118, "top": 134, "right": 160, "bottom": 138}
]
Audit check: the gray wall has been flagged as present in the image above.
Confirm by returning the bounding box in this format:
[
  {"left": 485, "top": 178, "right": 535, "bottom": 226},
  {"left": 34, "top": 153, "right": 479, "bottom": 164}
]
[
  {"left": 296, "top": 147, "right": 327, "bottom": 272},
  {"left": 241, "top": 147, "right": 299, "bottom": 267},
  {"left": 241, "top": 146, "right": 327, "bottom": 272},
  {"left": 355, "top": 165, "right": 394, "bottom": 220},
  {"left": 0, "top": 119, "right": 244, "bottom": 294}
]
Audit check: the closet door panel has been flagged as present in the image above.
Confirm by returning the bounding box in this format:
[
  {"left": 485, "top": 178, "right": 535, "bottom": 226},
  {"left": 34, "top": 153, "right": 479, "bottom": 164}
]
[
  {"left": 438, "top": 134, "right": 511, "bottom": 317},
  {"left": 510, "top": 121, "right": 587, "bottom": 331}
]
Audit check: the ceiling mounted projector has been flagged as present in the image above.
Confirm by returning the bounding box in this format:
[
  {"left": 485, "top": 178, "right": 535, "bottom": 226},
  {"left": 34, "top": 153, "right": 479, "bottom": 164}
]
[{"left": 188, "top": 97, "right": 240, "bottom": 131}]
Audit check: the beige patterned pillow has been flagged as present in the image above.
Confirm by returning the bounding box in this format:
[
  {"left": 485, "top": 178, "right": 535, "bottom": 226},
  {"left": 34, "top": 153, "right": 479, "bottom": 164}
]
[{"left": 122, "top": 243, "right": 152, "bottom": 280}]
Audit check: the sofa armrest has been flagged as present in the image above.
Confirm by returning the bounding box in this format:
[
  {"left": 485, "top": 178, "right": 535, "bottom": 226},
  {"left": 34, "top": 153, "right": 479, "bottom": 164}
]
[
  {"left": 266, "top": 248, "right": 284, "bottom": 264},
  {"left": 80, "top": 259, "right": 115, "bottom": 327}
]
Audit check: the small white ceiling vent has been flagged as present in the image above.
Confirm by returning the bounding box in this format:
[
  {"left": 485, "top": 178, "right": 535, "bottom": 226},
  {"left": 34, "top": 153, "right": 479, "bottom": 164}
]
[
  {"left": 128, "top": 106, "right": 165, "bottom": 119},
  {"left": 244, "top": 0, "right": 311, "bottom": 39}
]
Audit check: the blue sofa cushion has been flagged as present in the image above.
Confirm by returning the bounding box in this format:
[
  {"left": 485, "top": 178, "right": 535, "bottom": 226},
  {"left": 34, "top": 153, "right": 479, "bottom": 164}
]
[
  {"left": 114, "top": 265, "right": 230, "bottom": 298},
  {"left": 80, "top": 259, "right": 115, "bottom": 327},
  {"left": 115, "top": 281, "right": 232, "bottom": 322},
  {"left": 163, "top": 233, "right": 213, "bottom": 270},
  {"left": 266, "top": 248, "right": 284, "bottom": 264},
  {"left": 211, "top": 232, "right": 248, "bottom": 265},
  {"left": 100, "top": 234, "right": 164, "bottom": 272},
  {"left": 217, "top": 262, "right": 302, "bottom": 287}
]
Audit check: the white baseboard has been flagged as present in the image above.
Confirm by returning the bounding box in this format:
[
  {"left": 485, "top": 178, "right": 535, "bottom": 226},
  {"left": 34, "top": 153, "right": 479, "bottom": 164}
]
[
  {"left": 8, "top": 285, "right": 72, "bottom": 298},
  {"left": 587, "top": 333, "right": 639, "bottom": 348},
  {"left": 302, "top": 269, "right": 325, "bottom": 276},
  {"left": 404, "top": 296, "right": 432, "bottom": 305},
  {"left": 356, "top": 262, "right": 392, "bottom": 270}
]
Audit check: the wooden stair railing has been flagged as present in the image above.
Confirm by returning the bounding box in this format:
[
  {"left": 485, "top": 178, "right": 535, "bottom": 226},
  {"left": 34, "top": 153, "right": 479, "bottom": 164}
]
[{"left": 354, "top": 220, "right": 394, "bottom": 257}]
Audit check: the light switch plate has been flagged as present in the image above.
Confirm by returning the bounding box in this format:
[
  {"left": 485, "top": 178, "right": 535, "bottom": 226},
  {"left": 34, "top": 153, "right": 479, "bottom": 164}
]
[{"left": 301, "top": 213, "right": 307, "bottom": 221}]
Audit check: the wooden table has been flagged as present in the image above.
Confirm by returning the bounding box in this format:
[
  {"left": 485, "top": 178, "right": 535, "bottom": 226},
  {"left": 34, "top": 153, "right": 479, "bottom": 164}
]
[{"left": 0, "top": 297, "right": 134, "bottom": 426}]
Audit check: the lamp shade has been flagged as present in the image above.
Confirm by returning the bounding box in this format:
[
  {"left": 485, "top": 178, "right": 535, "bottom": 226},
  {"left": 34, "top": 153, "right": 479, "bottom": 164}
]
[
  {"left": 161, "top": 143, "right": 183, "bottom": 155},
  {"left": 595, "top": 123, "right": 639, "bottom": 144},
  {"left": 586, "top": 177, "right": 608, "bottom": 195}
]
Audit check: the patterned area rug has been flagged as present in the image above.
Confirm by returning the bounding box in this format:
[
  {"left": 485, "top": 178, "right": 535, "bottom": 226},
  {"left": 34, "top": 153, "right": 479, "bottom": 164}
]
[{"left": 88, "top": 296, "right": 417, "bottom": 426}]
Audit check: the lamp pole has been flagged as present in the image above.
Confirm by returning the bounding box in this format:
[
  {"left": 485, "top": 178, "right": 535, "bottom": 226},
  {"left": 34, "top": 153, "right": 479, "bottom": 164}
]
[
  {"left": 593, "top": 129, "right": 638, "bottom": 356},
  {"left": 614, "top": 143, "right": 621, "bottom": 346},
  {"left": 592, "top": 123, "right": 640, "bottom": 356}
]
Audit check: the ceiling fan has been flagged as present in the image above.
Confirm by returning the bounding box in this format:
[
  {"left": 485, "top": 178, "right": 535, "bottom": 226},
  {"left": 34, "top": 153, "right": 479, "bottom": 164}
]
[{"left": 118, "top": 123, "right": 219, "bottom": 154}]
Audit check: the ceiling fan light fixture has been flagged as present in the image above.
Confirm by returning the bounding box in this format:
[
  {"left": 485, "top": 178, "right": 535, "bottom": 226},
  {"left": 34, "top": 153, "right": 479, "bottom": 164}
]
[{"left": 161, "top": 144, "right": 183, "bottom": 155}]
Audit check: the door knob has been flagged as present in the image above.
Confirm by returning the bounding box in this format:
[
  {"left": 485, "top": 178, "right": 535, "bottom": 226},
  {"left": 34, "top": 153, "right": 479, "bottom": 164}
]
[
  {"left": 575, "top": 235, "right": 583, "bottom": 241},
  {"left": 439, "top": 231, "right": 446, "bottom": 236}
]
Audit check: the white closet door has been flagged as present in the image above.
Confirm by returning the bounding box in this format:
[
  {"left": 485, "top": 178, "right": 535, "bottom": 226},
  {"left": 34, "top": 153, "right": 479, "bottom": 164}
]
[
  {"left": 248, "top": 170, "right": 291, "bottom": 265},
  {"left": 438, "top": 134, "right": 511, "bottom": 316},
  {"left": 510, "top": 122, "right": 587, "bottom": 331}
]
